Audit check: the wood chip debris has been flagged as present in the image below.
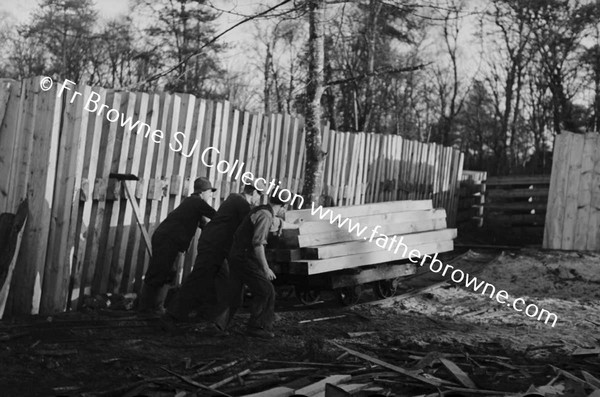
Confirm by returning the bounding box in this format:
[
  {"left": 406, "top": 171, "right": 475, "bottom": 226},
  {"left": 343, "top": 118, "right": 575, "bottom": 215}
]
[
  {"left": 83, "top": 341, "right": 600, "bottom": 397},
  {"left": 298, "top": 315, "right": 347, "bottom": 324}
]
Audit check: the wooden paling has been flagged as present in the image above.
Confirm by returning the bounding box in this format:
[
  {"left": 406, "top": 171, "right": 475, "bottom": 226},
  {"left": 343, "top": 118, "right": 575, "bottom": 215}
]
[
  {"left": 544, "top": 131, "right": 600, "bottom": 250},
  {"left": 13, "top": 78, "right": 62, "bottom": 315}
]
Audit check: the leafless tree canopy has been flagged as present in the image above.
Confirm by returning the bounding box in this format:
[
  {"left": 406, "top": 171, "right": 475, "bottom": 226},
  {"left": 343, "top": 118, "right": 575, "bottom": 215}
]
[{"left": 1, "top": 0, "right": 599, "bottom": 177}]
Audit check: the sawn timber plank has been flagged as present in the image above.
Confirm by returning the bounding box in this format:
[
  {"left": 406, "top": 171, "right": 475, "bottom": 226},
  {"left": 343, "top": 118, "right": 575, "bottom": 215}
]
[
  {"left": 285, "top": 200, "right": 433, "bottom": 223},
  {"left": 288, "top": 239, "right": 454, "bottom": 275},
  {"left": 301, "top": 228, "right": 457, "bottom": 259},
  {"left": 284, "top": 216, "right": 447, "bottom": 248},
  {"left": 297, "top": 208, "right": 446, "bottom": 235}
]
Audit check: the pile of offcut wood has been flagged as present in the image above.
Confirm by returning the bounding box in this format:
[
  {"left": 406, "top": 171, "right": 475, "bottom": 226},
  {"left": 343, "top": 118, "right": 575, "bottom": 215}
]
[{"left": 272, "top": 200, "right": 456, "bottom": 275}]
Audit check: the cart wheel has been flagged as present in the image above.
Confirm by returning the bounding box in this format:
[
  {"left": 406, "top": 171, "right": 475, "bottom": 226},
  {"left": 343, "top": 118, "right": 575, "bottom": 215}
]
[
  {"left": 276, "top": 285, "right": 296, "bottom": 300},
  {"left": 295, "top": 288, "right": 321, "bottom": 305},
  {"left": 373, "top": 279, "right": 397, "bottom": 299},
  {"left": 336, "top": 286, "right": 362, "bottom": 306}
]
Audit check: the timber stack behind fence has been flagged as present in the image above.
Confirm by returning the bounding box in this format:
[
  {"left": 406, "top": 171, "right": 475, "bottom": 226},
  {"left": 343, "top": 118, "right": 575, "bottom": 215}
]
[
  {"left": 544, "top": 131, "right": 600, "bottom": 251},
  {"left": 0, "top": 77, "right": 464, "bottom": 316},
  {"left": 484, "top": 175, "right": 550, "bottom": 244},
  {"left": 457, "top": 170, "right": 486, "bottom": 228},
  {"left": 456, "top": 172, "right": 550, "bottom": 245}
]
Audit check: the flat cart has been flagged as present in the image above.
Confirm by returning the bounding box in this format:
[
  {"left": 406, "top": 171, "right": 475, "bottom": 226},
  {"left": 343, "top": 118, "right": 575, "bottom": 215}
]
[{"left": 266, "top": 199, "right": 457, "bottom": 305}]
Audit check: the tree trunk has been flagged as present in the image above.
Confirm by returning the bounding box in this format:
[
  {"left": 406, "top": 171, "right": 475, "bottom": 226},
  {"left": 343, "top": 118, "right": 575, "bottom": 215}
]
[
  {"left": 361, "top": 0, "right": 382, "bottom": 132},
  {"left": 500, "top": 66, "right": 515, "bottom": 173},
  {"left": 509, "top": 68, "right": 524, "bottom": 171},
  {"left": 264, "top": 43, "right": 272, "bottom": 114},
  {"left": 595, "top": 64, "right": 600, "bottom": 132},
  {"left": 301, "top": 0, "right": 326, "bottom": 207}
]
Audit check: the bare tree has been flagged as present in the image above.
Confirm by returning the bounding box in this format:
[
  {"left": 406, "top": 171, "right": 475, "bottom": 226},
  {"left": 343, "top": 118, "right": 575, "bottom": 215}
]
[
  {"left": 482, "top": 0, "right": 532, "bottom": 173},
  {"left": 21, "top": 0, "right": 98, "bottom": 82},
  {"left": 301, "top": 0, "right": 327, "bottom": 206},
  {"left": 430, "top": 1, "right": 470, "bottom": 146},
  {"left": 523, "top": 0, "right": 598, "bottom": 134}
]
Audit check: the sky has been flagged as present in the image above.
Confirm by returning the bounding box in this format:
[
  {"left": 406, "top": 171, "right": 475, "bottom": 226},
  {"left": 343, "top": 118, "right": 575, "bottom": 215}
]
[
  {"left": 0, "top": 0, "right": 267, "bottom": 69},
  {"left": 0, "top": 0, "right": 260, "bottom": 41},
  {"left": 0, "top": 0, "right": 129, "bottom": 21},
  {"left": 0, "top": 0, "right": 486, "bottom": 108}
]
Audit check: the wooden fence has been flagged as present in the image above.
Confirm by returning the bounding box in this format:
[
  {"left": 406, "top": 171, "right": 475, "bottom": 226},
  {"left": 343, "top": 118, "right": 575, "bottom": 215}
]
[
  {"left": 0, "top": 77, "right": 464, "bottom": 315},
  {"left": 544, "top": 131, "right": 600, "bottom": 251}
]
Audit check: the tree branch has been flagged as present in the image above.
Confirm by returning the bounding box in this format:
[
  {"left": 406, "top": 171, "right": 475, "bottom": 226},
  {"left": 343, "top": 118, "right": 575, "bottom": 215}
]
[
  {"left": 127, "top": 0, "right": 293, "bottom": 90},
  {"left": 325, "top": 63, "right": 431, "bottom": 87}
]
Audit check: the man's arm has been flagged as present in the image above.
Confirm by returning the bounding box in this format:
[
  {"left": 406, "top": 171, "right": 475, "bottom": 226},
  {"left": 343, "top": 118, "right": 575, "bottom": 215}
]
[
  {"left": 197, "top": 199, "right": 217, "bottom": 228},
  {"left": 253, "top": 245, "right": 275, "bottom": 281},
  {"left": 201, "top": 200, "right": 217, "bottom": 219},
  {"left": 251, "top": 210, "right": 276, "bottom": 281}
]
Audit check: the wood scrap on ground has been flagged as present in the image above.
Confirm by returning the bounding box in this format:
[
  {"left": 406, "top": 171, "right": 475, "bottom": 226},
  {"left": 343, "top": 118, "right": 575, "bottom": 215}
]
[
  {"left": 439, "top": 357, "right": 477, "bottom": 388},
  {"left": 299, "top": 315, "right": 347, "bottom": 324},
  {"left": 330, "top": 342, "right": 442, "bottom": 387},
  {"left": 26, "top": 333, "right": 600, "bottom": 397}
]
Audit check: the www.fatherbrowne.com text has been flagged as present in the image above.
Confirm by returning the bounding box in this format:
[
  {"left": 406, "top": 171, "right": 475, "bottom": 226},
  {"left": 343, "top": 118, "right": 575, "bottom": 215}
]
[{"left": 308, "top": 203, "right": 559, "bottom": 327}]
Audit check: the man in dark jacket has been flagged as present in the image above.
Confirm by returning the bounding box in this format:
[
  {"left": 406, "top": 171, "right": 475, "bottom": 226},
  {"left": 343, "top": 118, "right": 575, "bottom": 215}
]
[
  {"left": 227, "top": 195, "right": 285, "bottom": 339},
  {"left": 138, "top": 177, "right": 217, "bottom": 314},
  {"left": 166, "top": 183, "right": 261, "bottom": 327}
]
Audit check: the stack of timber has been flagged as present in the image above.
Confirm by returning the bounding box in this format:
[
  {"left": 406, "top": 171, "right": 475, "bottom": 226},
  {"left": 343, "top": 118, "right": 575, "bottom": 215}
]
[
  {"left": 483, "top": 175, "right": 549, "bottom": 245},
  {"left": 272, "top": 200, "right": 456, "bottom": 276},
  {"left": 457, "top": 170, "right": 486, "bottom": 228}
]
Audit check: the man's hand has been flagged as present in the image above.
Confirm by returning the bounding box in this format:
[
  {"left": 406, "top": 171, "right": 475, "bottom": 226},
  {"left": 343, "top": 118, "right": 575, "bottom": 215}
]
[
  {"left": 254, "top": 245, "right": 276, "bottom": 281},
  {"left": 265, "top": 268, "right": 276, "bottom": 281},
  {"left": 269, "top": 217, "right": 283, "bottom": 236}
]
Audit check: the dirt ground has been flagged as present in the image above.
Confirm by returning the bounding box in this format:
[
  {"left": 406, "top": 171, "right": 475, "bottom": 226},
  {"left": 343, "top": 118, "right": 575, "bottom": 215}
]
[{"left": 0, "top": 249, "right": 599, "bottom": 397}]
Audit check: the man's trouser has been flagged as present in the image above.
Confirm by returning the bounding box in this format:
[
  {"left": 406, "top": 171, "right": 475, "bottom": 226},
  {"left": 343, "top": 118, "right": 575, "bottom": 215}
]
[
  {"left": 144, "top": 234, "right": 180, "bottom": 287},
  {"left": 139, "top": 235, "right": 180, "bottom": 311},
  {"left": 228, "top": 255, "right": 275, "bottom": 331},
  {"left": 167, "top": 249, "right": 230, "bottom": 324}
]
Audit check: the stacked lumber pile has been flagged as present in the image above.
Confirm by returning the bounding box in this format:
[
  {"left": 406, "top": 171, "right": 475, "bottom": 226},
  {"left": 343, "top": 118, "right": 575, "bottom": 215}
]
[
  {"left": 484, "top": 175, "right": 549, "bottom": 245},
  {"left": 457, "top": 170, "right": 486, "bottom": 228},
  {"left": 272, "top": 200, "right": 456, "bottom": 275}
]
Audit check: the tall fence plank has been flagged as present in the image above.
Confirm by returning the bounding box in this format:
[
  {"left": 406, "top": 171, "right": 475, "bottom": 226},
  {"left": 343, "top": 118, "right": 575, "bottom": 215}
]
[
  {"left": 544, "top": 131, "right": 600, "bottom": 250},
  {"left": 11, "top": 77, "right": 62, "bottom": 314},
  {"left": 0, "top": 80, "right": 21, "bottom": 214}
]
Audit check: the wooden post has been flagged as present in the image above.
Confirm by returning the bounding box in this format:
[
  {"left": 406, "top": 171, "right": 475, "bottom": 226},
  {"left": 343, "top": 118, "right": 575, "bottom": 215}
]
[
  {"left": 11, "top": 77, "right": 62, "bottom": 315},
  {"left": 41, "top": 84, "right": 91, "bottom": 313},
  {"left": 0, "top": 79, "right": 21, "bottom": 214},
  {"left": 130, "top": 94, "right": 160, "bottom": 293}
]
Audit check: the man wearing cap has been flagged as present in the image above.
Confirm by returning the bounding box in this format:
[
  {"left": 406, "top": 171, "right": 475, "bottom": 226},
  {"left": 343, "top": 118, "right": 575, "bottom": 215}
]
[
  {"left": 166, "top": 183, "right": 262, "bottom": 328},
  {"left": 138, "top": 177, "right": 217, "bottom": 314},
  {"left": 226, "top": 194, "right": 285, "bottom": 339}
]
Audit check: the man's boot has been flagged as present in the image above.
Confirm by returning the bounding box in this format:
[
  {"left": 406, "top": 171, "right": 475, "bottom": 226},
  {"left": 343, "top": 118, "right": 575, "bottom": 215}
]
[{"left": 138, "top": 283, "right": 169, "bottom": 315}]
